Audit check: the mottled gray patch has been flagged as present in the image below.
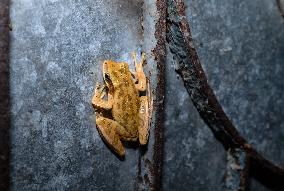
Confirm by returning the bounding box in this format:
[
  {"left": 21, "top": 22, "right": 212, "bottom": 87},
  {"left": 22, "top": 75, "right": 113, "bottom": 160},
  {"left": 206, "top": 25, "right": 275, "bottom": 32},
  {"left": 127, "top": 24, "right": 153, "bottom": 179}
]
[{"left": 10, "top": 0, "right": 144, "bottom": 190}]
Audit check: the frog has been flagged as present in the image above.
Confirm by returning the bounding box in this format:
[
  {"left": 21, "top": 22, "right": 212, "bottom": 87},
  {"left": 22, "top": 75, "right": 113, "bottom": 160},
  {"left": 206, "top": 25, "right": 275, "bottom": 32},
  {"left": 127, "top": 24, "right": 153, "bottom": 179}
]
[{"left": 92, "top": 53, "right": 151, "bottom": 157}]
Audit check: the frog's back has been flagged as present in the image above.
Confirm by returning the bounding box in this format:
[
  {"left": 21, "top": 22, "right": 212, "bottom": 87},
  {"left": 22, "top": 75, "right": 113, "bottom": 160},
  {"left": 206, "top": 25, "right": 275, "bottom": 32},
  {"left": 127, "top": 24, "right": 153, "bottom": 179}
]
[{"left": 112, "top": 82, "right": 140, "bottom": 134}]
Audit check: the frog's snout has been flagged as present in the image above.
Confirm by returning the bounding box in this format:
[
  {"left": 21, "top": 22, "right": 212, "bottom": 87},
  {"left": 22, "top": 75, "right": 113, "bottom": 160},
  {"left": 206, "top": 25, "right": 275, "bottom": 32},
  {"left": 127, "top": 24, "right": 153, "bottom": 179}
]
[{"left": 102, "top": 61, "right": 108, "bottom": 71}]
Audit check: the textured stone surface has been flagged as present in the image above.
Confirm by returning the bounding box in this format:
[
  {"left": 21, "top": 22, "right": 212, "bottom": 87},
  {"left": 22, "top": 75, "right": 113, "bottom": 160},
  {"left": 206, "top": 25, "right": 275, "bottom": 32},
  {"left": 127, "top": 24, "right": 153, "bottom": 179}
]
[{"left": 9, "top": 0, "right": 284, "bottom": 191}]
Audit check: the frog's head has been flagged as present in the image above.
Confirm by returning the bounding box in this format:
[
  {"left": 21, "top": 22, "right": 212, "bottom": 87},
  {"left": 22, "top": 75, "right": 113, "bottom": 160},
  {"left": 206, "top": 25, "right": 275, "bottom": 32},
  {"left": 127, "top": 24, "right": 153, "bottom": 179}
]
[{"left": 102, "top": 60, "right": 130, "bottom": 88}]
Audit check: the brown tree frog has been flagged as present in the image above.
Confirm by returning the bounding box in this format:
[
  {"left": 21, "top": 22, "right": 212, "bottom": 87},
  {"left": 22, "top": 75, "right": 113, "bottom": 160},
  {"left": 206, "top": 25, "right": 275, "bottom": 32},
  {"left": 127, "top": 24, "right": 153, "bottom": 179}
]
[{"left": 92, "top": 53, "right": 151, "bottom": 157}]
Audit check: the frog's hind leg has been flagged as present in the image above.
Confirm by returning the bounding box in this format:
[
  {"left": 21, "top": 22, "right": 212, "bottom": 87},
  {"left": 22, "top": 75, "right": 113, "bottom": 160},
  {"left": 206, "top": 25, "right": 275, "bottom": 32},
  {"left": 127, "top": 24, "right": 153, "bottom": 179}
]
[
  {"left": 132, "top": 52, "right": 146, "bottom": 91},
  {"left": 96, "top": 116, "right": 136, "bottom": 157},
  {"left": 138, "top": 96, "right": 150, "bottom": 145}
]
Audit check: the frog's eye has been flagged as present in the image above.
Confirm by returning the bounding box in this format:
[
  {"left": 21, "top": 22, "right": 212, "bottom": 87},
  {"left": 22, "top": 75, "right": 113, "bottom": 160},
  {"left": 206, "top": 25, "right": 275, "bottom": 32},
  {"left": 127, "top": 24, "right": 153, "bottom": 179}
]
[{"left": 104, "top": 73, "right": 111, "bottom": 82}]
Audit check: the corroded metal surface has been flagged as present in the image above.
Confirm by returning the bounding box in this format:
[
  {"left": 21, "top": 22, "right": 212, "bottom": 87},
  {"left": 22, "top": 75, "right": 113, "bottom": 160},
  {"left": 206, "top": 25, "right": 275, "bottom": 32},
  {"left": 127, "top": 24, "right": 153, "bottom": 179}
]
[
  {"left": 226, "top": 148, "right": 249, "bottom": 191},
  {"left": 137, "top": 0, "right": 166, "bottom": 190}
]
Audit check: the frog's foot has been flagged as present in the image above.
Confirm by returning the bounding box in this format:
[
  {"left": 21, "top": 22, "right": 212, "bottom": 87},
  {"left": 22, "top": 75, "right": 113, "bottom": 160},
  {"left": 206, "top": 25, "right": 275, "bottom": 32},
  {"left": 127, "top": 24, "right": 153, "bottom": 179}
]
[
  {"left": 96, "top": 116, "right": 136, "bottom": 157},
  {"left": 138, "top": 96, "right": 150, "bottom": 145},
  {"left": 92, "top": 83, "right": 113, "bottom": 110},
  {"left": 132, "top": 52, "right": 146, "bottom": 92}
]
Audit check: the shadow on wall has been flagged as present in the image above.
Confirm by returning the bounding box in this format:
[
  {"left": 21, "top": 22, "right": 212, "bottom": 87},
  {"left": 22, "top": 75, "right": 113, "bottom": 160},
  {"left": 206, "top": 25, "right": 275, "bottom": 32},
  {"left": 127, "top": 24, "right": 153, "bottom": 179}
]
[{"left": 0, "top": 0, "right": 10, "bottom": 190}]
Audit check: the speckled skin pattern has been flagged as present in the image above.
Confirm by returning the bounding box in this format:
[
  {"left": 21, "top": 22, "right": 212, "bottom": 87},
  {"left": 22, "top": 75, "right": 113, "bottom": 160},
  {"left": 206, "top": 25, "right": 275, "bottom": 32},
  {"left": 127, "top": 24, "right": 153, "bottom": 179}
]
[{"left": 92, "top": 59, "right": 149, "bottom": 156}]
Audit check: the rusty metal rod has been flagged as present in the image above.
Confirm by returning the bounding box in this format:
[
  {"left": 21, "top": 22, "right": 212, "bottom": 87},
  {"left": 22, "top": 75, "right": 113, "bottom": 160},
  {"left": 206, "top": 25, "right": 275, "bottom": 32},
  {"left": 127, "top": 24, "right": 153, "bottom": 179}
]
[{"left": 167, "top": 0, "right": 284, "bottom": 190}]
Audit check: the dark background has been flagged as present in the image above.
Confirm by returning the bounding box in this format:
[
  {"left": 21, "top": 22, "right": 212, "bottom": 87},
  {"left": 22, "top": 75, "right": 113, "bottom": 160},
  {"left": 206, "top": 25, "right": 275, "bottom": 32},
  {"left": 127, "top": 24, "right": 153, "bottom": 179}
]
[{"left": 0, "top": 0, "right": 10, "bottom": 190}]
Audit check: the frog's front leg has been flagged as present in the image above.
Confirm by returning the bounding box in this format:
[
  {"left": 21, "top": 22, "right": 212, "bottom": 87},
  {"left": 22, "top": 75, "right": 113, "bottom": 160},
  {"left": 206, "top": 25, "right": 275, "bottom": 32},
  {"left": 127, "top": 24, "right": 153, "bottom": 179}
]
[
  {"left": 132, "top": 52, "right": 146, "bottom": 91},
  {"left": 96, "top": 116, "right": 136, "bottom": 157},
  {"left": 92, "top": 83, "right": 113, "bottom": 110}
]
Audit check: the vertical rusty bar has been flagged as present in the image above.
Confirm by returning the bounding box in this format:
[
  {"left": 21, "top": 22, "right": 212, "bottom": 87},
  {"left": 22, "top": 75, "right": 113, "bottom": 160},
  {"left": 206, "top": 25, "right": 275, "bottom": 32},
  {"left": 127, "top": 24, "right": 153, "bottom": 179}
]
[
  {"left": 0, "top": 0, "right": 10, "bottom": 190},
  {"left": 137, "top": 0, "right": 167, "bottom": 190},
  {"left": 226, "top": 149, "right": 250, "bottom": 191},
  {"left": 152, "top": 1, "right": 167, "bottom": 190}
]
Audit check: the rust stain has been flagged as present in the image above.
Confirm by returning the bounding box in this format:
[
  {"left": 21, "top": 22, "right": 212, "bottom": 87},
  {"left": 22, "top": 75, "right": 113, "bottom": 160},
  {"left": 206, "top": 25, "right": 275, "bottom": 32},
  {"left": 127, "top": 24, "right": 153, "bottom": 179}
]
[
  {"left": 137, "top": 0, "right": 167, "bottom": 189},
  {"left": 150, "top": 0, "right": 167, "bottom": 190}
]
